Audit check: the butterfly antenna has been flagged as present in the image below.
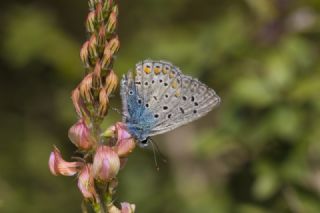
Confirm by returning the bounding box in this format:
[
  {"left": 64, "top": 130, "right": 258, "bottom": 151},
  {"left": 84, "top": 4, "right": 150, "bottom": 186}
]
[
  {"left": 110, "top": 105, "right": 128, "bottom": 120},
  {"left": 149, "top": 139, "right": 160, "bottom": 171},
  {"left": 151, "top": 138, "right": 168, "bottom": 164},
  {"left": 110, "top": 106, "right": 122, "bottom": 115}
]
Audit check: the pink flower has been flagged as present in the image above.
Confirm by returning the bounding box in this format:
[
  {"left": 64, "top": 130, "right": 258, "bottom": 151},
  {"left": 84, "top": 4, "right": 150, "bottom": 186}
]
[
  {"left": 108, "top": 202, "right": 135, "bottom": 213},
  {"left": 120, "top": 202, "right": 136, "bottom": 213},
  {"left": 114, "top": 122, "right": 136, "bottom": 157},
  {"left": 93, "top": 145, "right": 120, "bottom": 182},
  {"left": 68, "top": 119, "right": 96, "bottom": 150},
  {"left": 101, "top": 122, "right": 135, "bottom": 157},
  {"left": 48, "top": 146, "right": 82, "bottom": 176},
  {"left": 115, "top": 138, "right": 135, "bottom": 157},
  {"left": 77, "top": 164, "right": 97, "bottom": 200},
  {"left": 115, "top": 122, "right": 132, "bottom": 140}
]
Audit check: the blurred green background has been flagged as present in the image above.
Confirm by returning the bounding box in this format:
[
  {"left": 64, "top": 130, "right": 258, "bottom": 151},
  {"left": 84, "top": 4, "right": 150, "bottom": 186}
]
[{"left": 1, "top": 0, "right": 320, "bottom": 212}]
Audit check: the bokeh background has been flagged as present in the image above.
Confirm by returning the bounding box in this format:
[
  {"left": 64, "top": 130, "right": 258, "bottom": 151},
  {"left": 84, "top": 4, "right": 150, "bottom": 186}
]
[{"left": 1, "top": 0, "right": 320, "bottom": 212}]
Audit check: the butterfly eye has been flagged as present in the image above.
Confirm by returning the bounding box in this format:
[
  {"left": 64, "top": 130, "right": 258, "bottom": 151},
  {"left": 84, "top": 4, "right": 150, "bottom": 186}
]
[
  {"left": 141, "top": 140, "right": 148, "bottom": 144},
  {"left": 140, "top": 138, "right": 149, "bottom": 147},
  {"left": 129, "top": 90, "right": 134, "bottom": 95}
]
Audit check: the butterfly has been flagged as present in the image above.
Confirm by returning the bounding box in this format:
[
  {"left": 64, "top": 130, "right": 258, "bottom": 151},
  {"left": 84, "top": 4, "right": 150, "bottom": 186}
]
[{"left": 120, "top": 59, "right": 221, "bottom": 147}]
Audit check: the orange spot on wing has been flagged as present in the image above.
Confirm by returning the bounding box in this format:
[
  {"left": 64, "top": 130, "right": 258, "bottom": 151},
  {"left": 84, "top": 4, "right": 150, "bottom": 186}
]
[
  {"left": 163, "top": 66, "right": 170, "bottom": 74},
  {"left": 154, "top": 67, "right": 161, "bottom": 74},
  {"left": 144, "top": 67, "right": 151, "bottom": 74},
  {"left": 175, "top": 90, "right": 180, "bottom": 97},
  {"left": 171, "top": 79, "right": 178, "bottom": 89}
]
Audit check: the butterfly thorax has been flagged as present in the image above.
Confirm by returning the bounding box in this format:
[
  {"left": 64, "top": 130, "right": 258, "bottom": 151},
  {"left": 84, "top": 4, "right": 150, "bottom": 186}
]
[
  {"left": 126, "top": 122, "right": 153, "bottom": 143},
  {"left": 124, "top": 85, "right": 156, "bottom": 143}
]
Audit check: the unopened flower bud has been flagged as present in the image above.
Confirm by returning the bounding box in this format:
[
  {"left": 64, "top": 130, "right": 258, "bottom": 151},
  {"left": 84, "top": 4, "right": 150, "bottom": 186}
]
[
  {"left": 80, "top": 41, "right": 90, "bottom": 67},
  {"left": 78, "top": 164, "right": 97, "bottom": 200},
  {"left": 101, "top": 48, "right": 112, "bottom": 68},
  {"left": 112, "top": 5, "right": 119, "bottom": 16},
  {"left": 93, "top": 61, "right": 102, "bottom": 82},
  {"left": 103, "top": 0, "right": 113, "bottom": 12},
  {"left": 98, "top": 89, "right": 109, "bottom": 117},
  {"left": 92, "top": 61, "right": 102, "bottom": 89},
  {"left": 88, "top": 0, "right": 96, "bottom": 10},
  {"left": 106, "top": 36, "right": 120, "bottom": 55},
  {"left": 105, "top": 70, "right": 118, "bottom": 96},
  {"left": 98, "top": 25, "right": 106, "bottom": 46},
  {"left": 79, "top": 73, "right": 93, "bottom": 103},
  {"left": 95, "top": 2, "right": 103, "bottom": 23},
  {"left": 86, "top": 11, "right": 96, "bottom": 33},
  {"left": 93, "top": 145, "right": 120, "bottom": 182},
  {"left": 71, "top": 88, "right": 82, "bottom": 117},
  {"left": 107, "top": 11, "right": 117, "bottom": 33},
  {"left": 68, "top": 119, "right": 96, "bottom": 150},
  {"left": 88, "top": 35, "right": 98, "bottom": 59},
  {"left": 49, "top": 146, "right": 82, "bottom": 176}
]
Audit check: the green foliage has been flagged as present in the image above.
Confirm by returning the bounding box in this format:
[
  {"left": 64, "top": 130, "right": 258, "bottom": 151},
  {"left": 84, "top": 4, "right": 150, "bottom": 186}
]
[{"left": 1, "top": 0, "right": 320, "bottom": 212}]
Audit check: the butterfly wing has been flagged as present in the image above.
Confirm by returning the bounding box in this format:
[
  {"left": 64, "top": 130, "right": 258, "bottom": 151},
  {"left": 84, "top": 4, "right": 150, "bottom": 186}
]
[
  {"left": 149, "top": 74, "right": 220, "bottom": 136},
  {"left": 120, "top": 59, "right": 221, "bottom": 139}
]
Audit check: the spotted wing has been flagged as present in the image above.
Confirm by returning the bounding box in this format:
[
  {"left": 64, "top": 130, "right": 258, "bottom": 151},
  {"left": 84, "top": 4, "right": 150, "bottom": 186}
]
[
  {"left": 149, "top": 74, "right": 220, "bottom": 136},
  {"left": 121, "top": 59, "right": 220, "bottom": 137}
]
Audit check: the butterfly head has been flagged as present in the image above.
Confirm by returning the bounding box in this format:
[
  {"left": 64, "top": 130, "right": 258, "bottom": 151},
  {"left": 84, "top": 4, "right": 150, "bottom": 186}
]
[{"left": 137, "top": 137, "right": 152, "bottom": 148}]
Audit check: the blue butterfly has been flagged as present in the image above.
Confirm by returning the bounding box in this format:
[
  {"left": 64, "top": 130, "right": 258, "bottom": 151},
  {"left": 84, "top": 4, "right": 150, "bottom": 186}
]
[{"left": 120, "top": 59, "right": 220, "bottom": 147}]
